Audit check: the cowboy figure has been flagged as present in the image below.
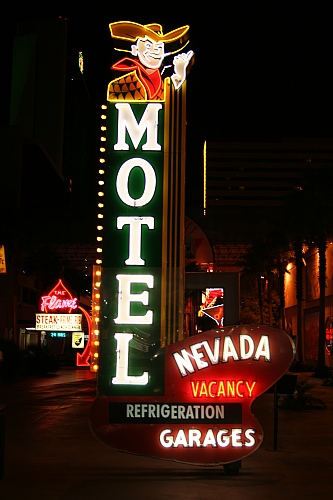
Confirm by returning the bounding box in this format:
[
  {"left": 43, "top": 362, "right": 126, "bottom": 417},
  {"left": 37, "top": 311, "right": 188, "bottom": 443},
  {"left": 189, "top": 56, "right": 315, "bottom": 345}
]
[{"left": 108, "top": 21, "right": 194, "bottom": 101}]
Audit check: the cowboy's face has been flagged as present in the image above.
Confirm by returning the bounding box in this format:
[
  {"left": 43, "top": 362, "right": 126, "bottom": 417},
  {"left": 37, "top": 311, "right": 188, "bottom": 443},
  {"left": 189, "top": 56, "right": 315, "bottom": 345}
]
[{"left": 132, "top": 36, "right": 165, "bottom": 69}]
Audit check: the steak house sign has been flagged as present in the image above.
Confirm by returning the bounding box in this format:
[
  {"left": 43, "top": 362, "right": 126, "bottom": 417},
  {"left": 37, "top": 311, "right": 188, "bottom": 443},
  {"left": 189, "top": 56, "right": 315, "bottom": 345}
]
[
  {"left": 89, "top": 21, "right": 295, "bottom": 466},
  {"left": 35, "top": 279, "right": 82, "bottom": 331}
]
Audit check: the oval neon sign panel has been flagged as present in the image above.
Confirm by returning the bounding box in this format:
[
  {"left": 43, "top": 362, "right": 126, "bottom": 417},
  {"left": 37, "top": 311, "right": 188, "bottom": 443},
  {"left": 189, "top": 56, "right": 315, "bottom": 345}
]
[{"left": 90, "top": 325, "right": 295, "bottom": 465}]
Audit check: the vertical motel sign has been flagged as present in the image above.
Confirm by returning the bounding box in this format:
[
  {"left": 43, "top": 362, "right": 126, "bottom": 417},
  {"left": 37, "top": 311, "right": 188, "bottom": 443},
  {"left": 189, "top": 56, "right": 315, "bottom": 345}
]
[
  {"left": 90, "top": 21, "right": 295, "bottom": 466},
  {"left": 99, "top": 100, "right": 166, "bottom": 394}
]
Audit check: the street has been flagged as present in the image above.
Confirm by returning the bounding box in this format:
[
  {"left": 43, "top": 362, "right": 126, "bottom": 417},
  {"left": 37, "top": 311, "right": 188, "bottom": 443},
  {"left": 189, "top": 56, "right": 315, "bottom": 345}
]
[{"left": 0, "top": 368, "right": 333, "bottom": 499}]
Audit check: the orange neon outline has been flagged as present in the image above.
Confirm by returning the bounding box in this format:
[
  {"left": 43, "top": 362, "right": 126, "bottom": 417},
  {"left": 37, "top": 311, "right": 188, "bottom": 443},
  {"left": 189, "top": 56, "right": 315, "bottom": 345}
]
[
  {"left": 76, "top": 305, "right": 92, "bottom": 367},
  {"left": 109, "top": 21, "right": 189, "bottom": 44}
]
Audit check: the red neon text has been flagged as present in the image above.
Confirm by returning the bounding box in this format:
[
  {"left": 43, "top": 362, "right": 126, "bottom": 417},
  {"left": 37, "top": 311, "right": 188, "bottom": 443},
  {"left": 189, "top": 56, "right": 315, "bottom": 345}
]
[{"left": 190, "top": 380, "right": 256, "bottom": 399}]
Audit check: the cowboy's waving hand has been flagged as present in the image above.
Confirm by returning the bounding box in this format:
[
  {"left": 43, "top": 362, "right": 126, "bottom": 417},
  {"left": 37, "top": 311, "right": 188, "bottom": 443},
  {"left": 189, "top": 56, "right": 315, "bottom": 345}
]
[{"left": 171, "top": 50, "right": 194, "bottom": 90}]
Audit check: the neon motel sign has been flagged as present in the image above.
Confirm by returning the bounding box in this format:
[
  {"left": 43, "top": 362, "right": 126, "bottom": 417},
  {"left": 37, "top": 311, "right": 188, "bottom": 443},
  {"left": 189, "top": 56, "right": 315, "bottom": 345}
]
[{"left": 89, "top": 21, "right": 295, "bottom": 466}]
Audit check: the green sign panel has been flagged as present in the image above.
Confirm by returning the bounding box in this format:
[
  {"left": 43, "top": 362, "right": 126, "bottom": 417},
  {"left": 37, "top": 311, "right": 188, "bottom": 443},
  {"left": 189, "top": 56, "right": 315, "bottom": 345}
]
[{"left": 98, "top": 102, "right": 165, "bottom": 396}]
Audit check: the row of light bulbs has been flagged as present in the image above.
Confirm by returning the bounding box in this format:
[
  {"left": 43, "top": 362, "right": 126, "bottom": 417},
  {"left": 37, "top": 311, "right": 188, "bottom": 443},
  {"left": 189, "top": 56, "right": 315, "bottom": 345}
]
[{"left": 90, "top": 104, "right": 107, "bottom": 372}]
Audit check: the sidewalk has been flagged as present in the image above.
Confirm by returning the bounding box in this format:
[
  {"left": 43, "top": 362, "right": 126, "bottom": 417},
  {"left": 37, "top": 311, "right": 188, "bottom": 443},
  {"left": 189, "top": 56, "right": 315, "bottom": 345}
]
[{"left": 0, "top": 368, "right": 333, "bottom": 499}]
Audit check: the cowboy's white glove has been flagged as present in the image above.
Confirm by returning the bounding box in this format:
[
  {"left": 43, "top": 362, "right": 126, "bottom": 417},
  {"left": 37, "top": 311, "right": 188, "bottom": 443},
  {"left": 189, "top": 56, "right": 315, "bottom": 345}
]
[{"left": 171, "top": 50, "right": 194, "bottom": 89}]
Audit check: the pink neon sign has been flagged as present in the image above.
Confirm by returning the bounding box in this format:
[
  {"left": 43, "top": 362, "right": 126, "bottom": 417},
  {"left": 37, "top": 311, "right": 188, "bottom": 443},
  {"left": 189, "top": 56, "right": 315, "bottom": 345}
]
[{"left": 38, "top": 279, "right": 78, "bottom": 313}]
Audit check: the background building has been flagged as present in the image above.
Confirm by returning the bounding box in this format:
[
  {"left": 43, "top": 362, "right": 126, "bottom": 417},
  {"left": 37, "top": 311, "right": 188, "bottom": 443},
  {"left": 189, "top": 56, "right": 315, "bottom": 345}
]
[
  {"left": 200, "top": 139, "right": 333, "bottom": 368},
  {"left": 204, "top": 139, "right": 333, "bottom": 211},
  {"left": 0, "top": 17, "right": 96, "bottom": 350}
]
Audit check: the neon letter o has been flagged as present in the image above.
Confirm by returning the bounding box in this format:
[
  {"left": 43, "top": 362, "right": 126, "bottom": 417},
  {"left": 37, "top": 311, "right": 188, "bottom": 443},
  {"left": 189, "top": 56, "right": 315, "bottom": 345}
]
[{"left": 116, "top": 158, "right": 156, "bottom": 207}]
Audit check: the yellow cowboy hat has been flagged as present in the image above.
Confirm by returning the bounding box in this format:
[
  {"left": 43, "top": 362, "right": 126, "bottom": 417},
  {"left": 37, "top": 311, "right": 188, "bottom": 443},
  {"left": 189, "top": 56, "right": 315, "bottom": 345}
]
[{"left": 109, "top": 21, "right": 189, "bottom": 44}]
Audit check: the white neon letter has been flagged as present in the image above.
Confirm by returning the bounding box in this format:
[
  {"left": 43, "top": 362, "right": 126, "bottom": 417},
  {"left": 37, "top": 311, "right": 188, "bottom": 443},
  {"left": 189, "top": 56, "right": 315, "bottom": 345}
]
[
  {"left": 114, "top": 274, "right": 154, "bottom": 324},
  {"left": 254, "top": 335, "right": 271, "bottom": 361},
  {"left": 160, "top": 429, "right": 173, "bottom": 448},
  {"left": 172, "top": 349, "right": 195, "bottom": 377},
  {"left": 117, "top": 216, "right": 154, "bottom": 265},
  {"left": 244, "top": 429, "right": 256, "bottom": 447},
  {"left": 112, "top": 333, "right": 148, "bottom": 385},
  {"left": 222, "top": 336, "right": 239, "bottom": 362},
  {"left": 201, "top": 339, "right": 220, "bottom": 365},
  {"left": 190, "top": 343, "right": 209, "bottom": 370},
  {"left": 239, "top": 334, "right": 255, "bottom": 360},
  {"left": 116, "top": 158, "right": 156, "bottom": 207},
  {"left": 114, "top": 103, "right": 162, "bottom": 150}
]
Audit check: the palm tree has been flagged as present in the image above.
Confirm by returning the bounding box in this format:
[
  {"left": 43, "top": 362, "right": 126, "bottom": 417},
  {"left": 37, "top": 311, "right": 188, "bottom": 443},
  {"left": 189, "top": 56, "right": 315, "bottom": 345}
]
[
  {"left": 316, "top": 232, "right": 327, "bottom": 376},
  {"left": 294, "top": 234, "right": 305, "bottom": 363},
  {"left": 285, "top": 166, "right": 333, "bottom": 376},
  {"left": 267, "top": 212, "right": 294, "bottom": 331},
  {"left": 283, "top": 190, "right": 306, "bottom": 363},
  {"left": 242, "top": 213, "right": 291, "bottom": 328},
  {"left": 242, "top": 234, "right": 271, "bottom": 325},
  {"left": 304, "top": 168, "right": 333, "bottom": 377}
]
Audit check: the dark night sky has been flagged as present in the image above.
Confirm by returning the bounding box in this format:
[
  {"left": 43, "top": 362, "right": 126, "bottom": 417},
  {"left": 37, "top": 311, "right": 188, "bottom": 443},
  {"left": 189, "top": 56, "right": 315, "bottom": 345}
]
[{"left": 2, "top": 4, "right": 333, "bottom": 205}]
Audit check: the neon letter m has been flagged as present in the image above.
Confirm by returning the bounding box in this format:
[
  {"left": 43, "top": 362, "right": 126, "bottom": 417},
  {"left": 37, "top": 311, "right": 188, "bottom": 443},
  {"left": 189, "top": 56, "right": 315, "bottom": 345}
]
[{"left": 114, "top": 103, "right": 162, "bottom": 151}]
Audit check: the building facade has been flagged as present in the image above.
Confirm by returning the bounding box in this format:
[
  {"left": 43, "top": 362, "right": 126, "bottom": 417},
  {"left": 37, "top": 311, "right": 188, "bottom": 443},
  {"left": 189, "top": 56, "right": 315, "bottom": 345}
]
[
  {"left": 0, "top": 17, "right": 95, "bottom": 349},
  {"left": 204, "top": 139, "right": 333, "bottom": 211},
  {"left": 203, "top": 139, "right": 333, "bottom": 368}
]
